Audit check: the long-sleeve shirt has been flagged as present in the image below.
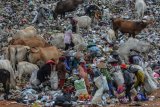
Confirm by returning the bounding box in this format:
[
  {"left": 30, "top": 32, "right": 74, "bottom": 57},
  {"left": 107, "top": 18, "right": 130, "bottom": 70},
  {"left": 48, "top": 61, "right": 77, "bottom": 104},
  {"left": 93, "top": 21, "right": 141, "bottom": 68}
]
[
  {"left": 56, "top": 62, "right": 67, "bottom": 79},
  {"left": 64, "top": 60, "right": 71, "bottom": 71},
  {"left": 37, "top": 63, "right": 52, "bottom": 83}
]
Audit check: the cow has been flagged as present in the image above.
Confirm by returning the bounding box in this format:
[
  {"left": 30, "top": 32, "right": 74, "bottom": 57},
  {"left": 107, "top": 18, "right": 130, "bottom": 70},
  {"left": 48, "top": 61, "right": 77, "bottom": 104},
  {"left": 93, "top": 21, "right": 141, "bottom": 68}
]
[
  {"left": 73, "top": 16, "right": 92, "bottom": 33},
  {"left": 0, "top": 60, "right": 16, "bottom": 89},
  {"left": 135, "top": 0, "right": 146, "bottom": 20},
  {"left": 13, "top": 26, "right": 37, "bottom": 39},
  {"left": 52, "top": 0, "right": 83, "bottom": 19},
  {"left": 111, "top": 18, "right": 150, "bottom": 38},
  {"left": 16, "top": 61, "right": 39, "bottom": 84},
  {"left": 49, "top": 33, "right": 86, "bottom": 50},
  {"left": 0, "top": 69, "right": 10, "bottom": 99},
  {"left": 6, "top": 45, "right": 30, "bottom": 71},
  {"left": 27, "top": 46, "right": 63, "bottom": 65},
  {"left": 9, "top": 36, "right": 50, "bottom": 48}
]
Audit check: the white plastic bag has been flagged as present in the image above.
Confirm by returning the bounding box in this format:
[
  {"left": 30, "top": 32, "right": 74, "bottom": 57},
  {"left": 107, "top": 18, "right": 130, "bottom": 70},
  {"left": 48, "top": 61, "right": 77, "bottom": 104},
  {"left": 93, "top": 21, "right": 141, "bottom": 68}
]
[
  {"left": 94, "top": 76, "right": 102, "bottom": 88},
  {"left": 144, "top": 71, "right": 158, "bottom": 93},
  {"left": 113, "top": 71, "right": 124, "bottom": 86},
  {"left": 30, "top": 70, "right": 40, "bottom": 87},
  {"left": 102, "top": 76, "right": 109, "bottom": 91},
  {"left": 94, "top": 75, "right": 109, "bottom": 90},
  {"left": 91, "top": 87, "right": 104, "bottom": 104},
  {"left": 50, "top": 71, "right": 58, "bottom": 90}
]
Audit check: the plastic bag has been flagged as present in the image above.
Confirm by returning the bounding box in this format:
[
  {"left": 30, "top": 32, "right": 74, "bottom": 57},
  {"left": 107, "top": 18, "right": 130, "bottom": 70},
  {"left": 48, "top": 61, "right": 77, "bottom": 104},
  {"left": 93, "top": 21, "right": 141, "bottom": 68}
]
[
  {"left": 91, "top": 87, "right": 103, "bottom": 104},
  {"left": 72, "top": 68, "right": 79, "bottom": 75},
  {"left": 116, "top": 85, "right": 127, "bottom": 103},
  {"left": 30, "top": 70, "right": 40, "bottom": 87},
  {"left": 74, "top": 78, "right": 88, "bottom": 96},
  {"left": 30, "top": 70, "right": 37, "bottom": 83},
  {"left": 88, "top": 46, "right": 100, "bottom": 53},
  {"left": 134, "top": 92, "right": 148, "bottom": 101},
  {"left": 143, "top": 69, "right": 158, "bottom": 93},
  {"left": 102, "top": 76, "right": 109, "bottom": 91},
  {"left": 50, "top": 71, "right": 58, "bottom": 90},
  {"left": 119, "top": 97, "right": 128, "bottom": 104},
  {"left": 144, "top": 76, "right": 158, "bottom": 93},
  {"left": 94, "top": 76, "right": 102, "bottom": 89},
  {"left": 113, "top": 71, "right": 124, "bottom": 86}
]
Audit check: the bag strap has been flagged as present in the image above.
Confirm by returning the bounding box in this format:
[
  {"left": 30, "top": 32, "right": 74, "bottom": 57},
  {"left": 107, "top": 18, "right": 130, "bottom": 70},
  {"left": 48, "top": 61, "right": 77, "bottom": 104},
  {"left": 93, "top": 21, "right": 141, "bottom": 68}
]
[{"left": 50, "top": 64, "right": 54, "bottom": 72}]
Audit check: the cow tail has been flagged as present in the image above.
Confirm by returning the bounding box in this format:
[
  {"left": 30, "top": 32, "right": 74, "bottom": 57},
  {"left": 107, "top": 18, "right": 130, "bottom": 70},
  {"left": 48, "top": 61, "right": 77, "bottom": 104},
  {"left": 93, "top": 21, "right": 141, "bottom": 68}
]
[
  {"left": 8, "top": 46, "right": 10, "bottom": 60},
  {"left": 6, "top": 73, "right": 10, "bottom": 94},
  {"left": 4, "top": 72, "right": 10, "bottom": 95},
  {"left": 15, "top": 47, "right": 18, "bottom": 70}
]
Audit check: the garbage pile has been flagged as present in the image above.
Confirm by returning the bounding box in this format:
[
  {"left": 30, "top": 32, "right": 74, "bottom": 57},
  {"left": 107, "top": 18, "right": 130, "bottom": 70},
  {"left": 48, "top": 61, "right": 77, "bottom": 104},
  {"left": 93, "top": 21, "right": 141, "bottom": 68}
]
[{"left": 0, "top": 0, "right": 160, "bottom": 107}]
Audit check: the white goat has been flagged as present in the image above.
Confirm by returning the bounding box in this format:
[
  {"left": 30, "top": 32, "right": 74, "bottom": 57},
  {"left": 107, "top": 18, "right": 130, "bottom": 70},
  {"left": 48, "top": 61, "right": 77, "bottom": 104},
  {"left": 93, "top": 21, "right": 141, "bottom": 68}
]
[
  {"left": 135, "top": 0, "right": 147, "bottom": 20},
  {"left": 73, "top": 16, "right": 92, "bottom": 33}
]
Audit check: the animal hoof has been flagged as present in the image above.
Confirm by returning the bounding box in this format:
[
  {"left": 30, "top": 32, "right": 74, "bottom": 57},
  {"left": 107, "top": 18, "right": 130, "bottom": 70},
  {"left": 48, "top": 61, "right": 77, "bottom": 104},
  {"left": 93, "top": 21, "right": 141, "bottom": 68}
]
[{"left": 4, "top": 94, "right": 8, "bottom": 100}]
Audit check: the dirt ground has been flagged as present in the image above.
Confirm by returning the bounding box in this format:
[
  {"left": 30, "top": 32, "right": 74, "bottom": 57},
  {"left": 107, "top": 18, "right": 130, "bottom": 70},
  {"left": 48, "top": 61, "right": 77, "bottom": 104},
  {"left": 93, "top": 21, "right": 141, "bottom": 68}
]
[
  {"left": 114, "top": 89, "right": 160, "bottom": 107},
  {"left": 0, "top": 89, "right": 160, "bottom": 107},
  {"left": 0, "top": 101, "right": 28, "bottom": 107}
]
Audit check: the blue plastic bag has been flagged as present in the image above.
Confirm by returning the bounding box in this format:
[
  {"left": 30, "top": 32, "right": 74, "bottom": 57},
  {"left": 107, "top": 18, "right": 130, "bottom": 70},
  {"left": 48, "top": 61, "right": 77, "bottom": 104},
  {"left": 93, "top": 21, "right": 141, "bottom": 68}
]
[{"left": 134, "top": 92, "right": 148, "bottom": 101}]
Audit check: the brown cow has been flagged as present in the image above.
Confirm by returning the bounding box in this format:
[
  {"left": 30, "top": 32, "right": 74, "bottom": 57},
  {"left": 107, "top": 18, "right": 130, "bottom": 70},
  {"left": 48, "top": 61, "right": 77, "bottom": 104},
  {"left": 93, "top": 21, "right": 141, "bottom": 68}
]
[
  {"left": 9, "top": 36, "right": 50, "bottom": 48},
  {"left": 111, "top": 18, "right": 150, "bottom": 38},
  {"left": 27, "top": 46, "right": 63, "bottom": 65},
  {"left": 53, "top": 0, "right": 83, "bottom": 19}
]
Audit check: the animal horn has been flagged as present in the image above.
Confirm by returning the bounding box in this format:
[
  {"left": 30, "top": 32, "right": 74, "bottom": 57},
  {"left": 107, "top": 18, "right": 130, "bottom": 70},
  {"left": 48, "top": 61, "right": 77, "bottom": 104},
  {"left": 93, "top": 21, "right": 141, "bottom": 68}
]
[
  {"left": 25, "top": 46, "right": 30, "bottom": 50},
  {"left": 30, "top": 47, "right": 40, "bottom": 53}
]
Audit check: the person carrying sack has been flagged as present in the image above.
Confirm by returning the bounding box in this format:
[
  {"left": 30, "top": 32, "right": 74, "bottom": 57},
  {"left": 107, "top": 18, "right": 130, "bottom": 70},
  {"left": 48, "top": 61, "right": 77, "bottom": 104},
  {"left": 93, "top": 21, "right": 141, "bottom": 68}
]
[
  {"left": 64, "top": 29, "right": 74, "bottom": 50},
  {"left": 129, "top": 65, "right": 146, "bottom": 99},
  {"left": 56, "top": 56, "right": 67, "bottom": 89},
  {"left": 121, "top": 64, "right": 134, "bottom": 102},
  {"left": 36, "top": 59, "right": 56, "bottom": 86}
]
